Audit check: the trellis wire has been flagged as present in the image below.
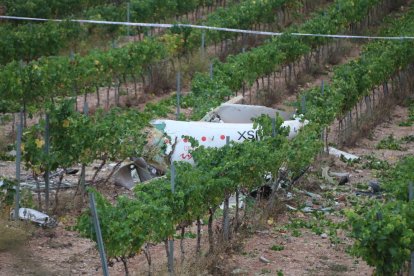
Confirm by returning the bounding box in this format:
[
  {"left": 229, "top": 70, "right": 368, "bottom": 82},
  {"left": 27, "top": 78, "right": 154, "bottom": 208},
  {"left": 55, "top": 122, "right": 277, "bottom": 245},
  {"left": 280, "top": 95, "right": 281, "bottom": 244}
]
[{"left": 1, "top": 16, "right": 414, "bottom": 40}]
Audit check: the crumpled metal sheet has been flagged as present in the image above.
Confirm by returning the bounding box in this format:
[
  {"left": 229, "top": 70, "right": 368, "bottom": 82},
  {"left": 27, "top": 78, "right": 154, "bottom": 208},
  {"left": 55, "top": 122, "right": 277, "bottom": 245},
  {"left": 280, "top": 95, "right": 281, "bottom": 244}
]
[
  {"left": 202, "top": 102, "right": 294, "bottom": 123},
  {"left": 20, "top": 180, "right": 76, "bottom": 191},
  {"left": 113, "top": 157, "right": 154, "bottom": 189},
  {"left": 327, "top": 147, "right": 359, "bottom": 161},
  {"left": 11, "top": 208, "right": 57, "bottom": 228}
]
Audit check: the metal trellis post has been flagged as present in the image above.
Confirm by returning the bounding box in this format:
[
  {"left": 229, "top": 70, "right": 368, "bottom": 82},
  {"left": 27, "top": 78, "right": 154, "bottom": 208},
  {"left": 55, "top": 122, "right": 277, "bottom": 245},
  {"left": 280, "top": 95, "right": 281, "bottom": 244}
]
[
  {"left": 89, "top": 193, "right": 109, "bottom": 276},
  {"left": 201, "top": 31, "right": 206, "bottom": 59},
  {"left": 223, "top": 136, "right": 230, "bottom": 241},
  {"left": 168, "top": 162, "right": 175, "bottom": 275},
  {"left": 127, "top": 2, "right": 130, "bottom": 37},
  {"left": 410, "top": 182, "right": 414, "bottom": 276},
  {"left": 14, "top": 110, "right": 23, "bottom": 220},
  {"left": 176, "top": 72, "right": 181, "bottom": 120},
  {"left": 301, "top": 95, "right": 307, "bottom": 114},
  {"left": 44, "top": 113, "right": 50, "bottom": 211}
]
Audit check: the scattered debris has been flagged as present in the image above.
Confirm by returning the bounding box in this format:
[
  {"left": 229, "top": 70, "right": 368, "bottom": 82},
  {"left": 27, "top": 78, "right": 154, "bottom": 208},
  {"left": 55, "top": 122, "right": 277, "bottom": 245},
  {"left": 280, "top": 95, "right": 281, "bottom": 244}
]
[
  {"left": 259, "top": 256, "right": 271, "bottom": 264},
  {"left": 355, "top": 180, "right": 382, "bottom": 197},
  {"left": 322, "top": 167, "right": 335, "bottom": 185},
  {"left": 301, "top": 206, "right": 332, "bottom": 213},
  {"left": 369, "top": 180, "right": 381, "bottom": 193},
  {"left": 12, "top": 168, "right": 79, "bottom": 191},
  {"left": 327, "top": 147, "right": 359, "bottom": 161},
  {"left": 305, "top": 191, "right": 322, "bottom": 200},
  {"left": 286, "top": 203, "right": 333, "bottom": 213},
  {"left": 334, "top": 202, "right": 346, "bottom": 211},
  {"left": 65, "top": 168, "right": 79, "bottom": 175},
  {"left": 302, "top": 207, "right": 313, "bottom": 213},
  {"left": 286, "top": 204, "right": 297, "bottom": 211},
  {"left": 328, "top": 171, "right": 351, "bottom": 185},
  {"left": 219, "top": 194, "right": 245, "bottom": 210},
  {"left": 10, "top": 208, "right": 57, "bottom": 228},
  {"left": 321, "top": 167, "right": 351, "bottom": 185},
  {"left": 355, "top": 191, "right": 382, "bottom": 198},
  {"left": 335, "top": 194, "right": 347, "bottom": 202},
  {"left": 20, "top": 180, "right": 76, "bottom": 191},
  {"left": 329, "top": 172, "right": 350, "bottom": 178},
  {"left": 114, "top": 157, "right": 155, "bottom": 189},
  {"left": 113, "top": 164, "right": 137, "bottom": 189},
  {"left": 255, "top": 230, "right": 270, "bottom": 235},
  {"left": 305, "top": 200, "right": 313, "bottom": 207},
  {"left": 249, "top": 185, "right": 272, "bottom": 199},
  {"left": 231, "top": 268, "right": 249, "bottom": 275},
  {"left": 338, "top": 175, "right": 349, "bottom": 185}
]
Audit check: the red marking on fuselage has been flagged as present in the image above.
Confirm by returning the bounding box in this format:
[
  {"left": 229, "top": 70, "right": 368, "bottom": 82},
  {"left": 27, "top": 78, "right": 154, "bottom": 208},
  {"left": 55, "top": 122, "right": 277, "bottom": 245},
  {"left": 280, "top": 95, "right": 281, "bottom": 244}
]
[{"left": 180, "top": 153, "right": 192, "bottom": 160}]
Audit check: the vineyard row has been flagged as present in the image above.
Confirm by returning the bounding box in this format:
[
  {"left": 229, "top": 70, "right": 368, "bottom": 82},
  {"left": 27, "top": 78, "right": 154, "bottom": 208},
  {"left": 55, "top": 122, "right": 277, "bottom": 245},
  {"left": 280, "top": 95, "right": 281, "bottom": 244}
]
[
  {"left": 70, "top": 0, "right": 414, "bottom": 272},
  {"left": 0, "top": 0, "right": 238, "bottom": 65},
  {"left": 0, "top": 0, "right": 315, "bottom": 114}
]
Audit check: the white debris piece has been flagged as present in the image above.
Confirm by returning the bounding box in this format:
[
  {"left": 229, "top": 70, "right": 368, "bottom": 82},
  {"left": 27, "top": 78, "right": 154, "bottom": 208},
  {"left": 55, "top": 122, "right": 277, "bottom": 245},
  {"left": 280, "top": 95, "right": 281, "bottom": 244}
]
[
  {"left": 259, "top": 256, "right": 271, "bottom": 264},
  {"left": 219, "top": 194, "right": 245, "bottom": 210},
  {"left": 322, "top": 167, "right": 335, "bottom": 185},
  {"left": 327, "top": 147, "right": 359, "bottom": 161},
  {"left": 302, "top": 207, "right": 314, "bottom": 213},
  {"left": 11, "top": 208, "right": 57, "bottom": 228},
  {"left": 286, "top": 204, "right": 297, "bottom": 211},
  {"left": 202, "top": 102, "right": 294, "bottom": 123},
  {"left": 330, "top": 172, "right": 351, "bottom": 178}
]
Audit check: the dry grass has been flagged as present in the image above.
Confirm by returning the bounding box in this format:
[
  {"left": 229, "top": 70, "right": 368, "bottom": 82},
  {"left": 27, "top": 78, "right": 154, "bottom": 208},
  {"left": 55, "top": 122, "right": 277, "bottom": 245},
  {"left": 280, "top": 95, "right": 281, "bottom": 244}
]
[
  {"left": 0, "top": 130, "right": 13, "bottom": 153},
  {"left": 0, "top": 217, "right": 33, "bottom": 253},
  {"left": 345, "top": 97, "right": 397, "bottom": 146}
]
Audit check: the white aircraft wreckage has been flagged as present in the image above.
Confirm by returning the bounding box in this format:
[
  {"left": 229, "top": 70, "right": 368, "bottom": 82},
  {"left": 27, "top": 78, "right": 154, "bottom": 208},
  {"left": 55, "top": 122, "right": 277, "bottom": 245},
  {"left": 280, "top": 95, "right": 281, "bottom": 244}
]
[
  {"left": 114, "top": 96, "right": 308, "bottom": 190},
  {"left": 10, "top": 208, "right": 58, "bottom": 228},
  {"left": 150, "top": 117, "right": 306, "bottom": 165}
]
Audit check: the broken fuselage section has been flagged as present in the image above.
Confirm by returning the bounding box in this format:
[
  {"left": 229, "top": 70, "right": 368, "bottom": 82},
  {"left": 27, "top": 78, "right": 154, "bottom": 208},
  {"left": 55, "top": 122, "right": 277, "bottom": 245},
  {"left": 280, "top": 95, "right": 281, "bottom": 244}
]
[{"left": 114, "top": 99, "right": 307, "bottom": 189}]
